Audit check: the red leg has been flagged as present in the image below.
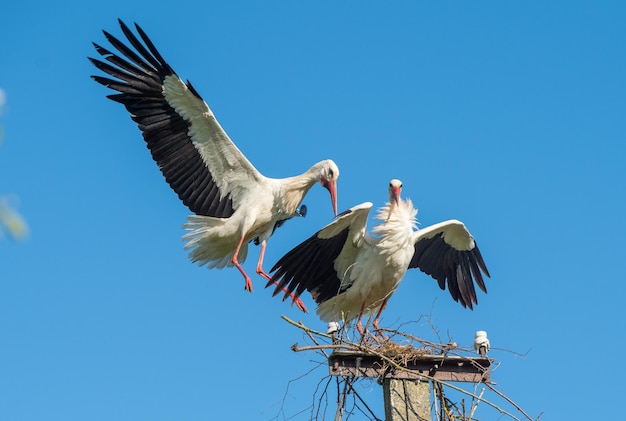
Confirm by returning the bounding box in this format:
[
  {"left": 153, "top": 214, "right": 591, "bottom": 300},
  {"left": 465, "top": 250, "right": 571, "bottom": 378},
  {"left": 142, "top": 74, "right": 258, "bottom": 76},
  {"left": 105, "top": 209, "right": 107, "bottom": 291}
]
[
  {"left": 256, "top": 240, "right": 308, "bottom": 313},
  {"left": 232, "top": 234, "right": 253, "bottom": 293},
  {"left": 356, "top": 302, "right": 366, "bottom": 336},
  {"left": 372, "top": 299, "right": 388, "bottom": 331},
  {"left": 372, "top": 299, "right": 389, "bottom": 339}
]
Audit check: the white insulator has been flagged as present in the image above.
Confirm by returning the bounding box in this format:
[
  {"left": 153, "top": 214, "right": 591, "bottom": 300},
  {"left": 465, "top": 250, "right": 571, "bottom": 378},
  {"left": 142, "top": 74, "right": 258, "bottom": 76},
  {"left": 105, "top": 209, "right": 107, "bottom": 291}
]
[{"left": 473, "top": 330, "right": 490, "bottom": 354}]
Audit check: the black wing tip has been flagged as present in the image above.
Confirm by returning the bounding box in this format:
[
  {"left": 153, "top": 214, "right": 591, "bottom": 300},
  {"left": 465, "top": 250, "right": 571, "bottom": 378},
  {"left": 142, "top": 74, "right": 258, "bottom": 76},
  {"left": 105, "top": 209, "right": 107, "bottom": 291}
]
[
  {"left": 472, "top": 241, "right": 491, "bottom": 278},
  {"left": 412, "top": 233, "right": 490, "bottom": 310},
  {"left": 186, "top": 80, "right": 203, "bottom": 100},
  {"left": 264, "top": 276, "right": 277, "bottom": 291},
  {"left": 115, "top": 18, "right": 145, "bottom": 36},
  {"left": 93, "top": 18, "right": 175, "bottom": 78},
  {"left": 452, "top": 284, "right": 477, "bottom": 310},
  {"left": 89, "top": 74, "right": 106, "bottom": 84},
  {"left": 91, "top": 42, "right": 107, "bottom": 55},
  {"left": 100, "top": 29, "right": 117, "bottom": 45},
  {"left": 116, "top": 18, "right": 133, "bottom": 34}
]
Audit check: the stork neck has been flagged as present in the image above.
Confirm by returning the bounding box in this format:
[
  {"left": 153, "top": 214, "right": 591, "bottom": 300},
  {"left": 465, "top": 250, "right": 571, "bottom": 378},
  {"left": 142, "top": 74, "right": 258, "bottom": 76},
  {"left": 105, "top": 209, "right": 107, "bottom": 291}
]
[{"left": 279, "top": 167, "right": 319, "bottom": 214}]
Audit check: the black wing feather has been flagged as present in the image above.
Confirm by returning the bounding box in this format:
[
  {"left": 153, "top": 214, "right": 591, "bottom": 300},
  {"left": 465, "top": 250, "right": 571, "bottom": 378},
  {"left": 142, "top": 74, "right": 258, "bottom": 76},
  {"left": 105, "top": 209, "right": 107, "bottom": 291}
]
[
  {"left": 268, "top": 226, "right": 350, "bottom": 304},
  {"left": 409, "top": 232, "right": 490, "bottom": 309},
  {"left": 89, "top": 20, "right": 234, "bottom": 218}
]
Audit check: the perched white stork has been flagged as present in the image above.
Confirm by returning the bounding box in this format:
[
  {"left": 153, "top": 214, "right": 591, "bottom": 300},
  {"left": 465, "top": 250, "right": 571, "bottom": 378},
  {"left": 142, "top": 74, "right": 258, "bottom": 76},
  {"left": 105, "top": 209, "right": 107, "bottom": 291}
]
[
  {"left": 268, "top": 179, "right": 490, "bottom": 334},
  {"left": 89, "top": 20, "right": 339, "bottom": 311}
]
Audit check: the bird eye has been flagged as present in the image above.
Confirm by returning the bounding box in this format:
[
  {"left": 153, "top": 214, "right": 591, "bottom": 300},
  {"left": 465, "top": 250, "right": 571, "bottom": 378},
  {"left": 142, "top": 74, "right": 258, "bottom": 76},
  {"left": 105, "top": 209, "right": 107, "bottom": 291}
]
[{"left": 329, "top": 168, "right": 334, "bottom": 178}]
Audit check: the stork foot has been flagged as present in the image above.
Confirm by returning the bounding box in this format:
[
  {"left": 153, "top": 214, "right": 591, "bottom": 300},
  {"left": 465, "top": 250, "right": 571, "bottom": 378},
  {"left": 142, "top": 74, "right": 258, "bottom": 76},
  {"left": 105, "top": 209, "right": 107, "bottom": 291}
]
[
  {"left": 292, "top": 296, "right": 309, "bottom": 314},
  {"left": 372, "top": 320, "right": 388, "bottom": 340},
  {"left": 258, "top": 268, "right": 308, "bottom": 313},
  {"left": 231, "top": 241, "right": 253, "bottom": 293},
  {"left": 244, "top": 276, "right": 253, "bottom": 293},
  {"left": 275, "top": 281, "right": 309, "bottom": 313},
  {"left": 373, "top": 328, "right": 388, "bottom": 341}
]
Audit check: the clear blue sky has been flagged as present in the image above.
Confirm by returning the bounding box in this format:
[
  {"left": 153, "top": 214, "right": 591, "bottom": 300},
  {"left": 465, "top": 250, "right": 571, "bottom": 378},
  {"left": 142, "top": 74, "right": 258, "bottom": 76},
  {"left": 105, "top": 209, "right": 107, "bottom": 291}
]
[{"left": 2, "top": 1, "right": 625, "bottom": 419}]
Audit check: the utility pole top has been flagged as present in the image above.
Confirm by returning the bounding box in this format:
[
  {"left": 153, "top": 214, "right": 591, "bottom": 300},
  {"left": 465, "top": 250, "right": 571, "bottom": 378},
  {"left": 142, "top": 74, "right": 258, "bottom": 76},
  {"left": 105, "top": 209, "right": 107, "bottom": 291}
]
[
  {"left": 329, "top": 350, "right": 492, "bottom": 421},
  {"left": 328, "top": 350, "right": 491, "bottom": 383}
]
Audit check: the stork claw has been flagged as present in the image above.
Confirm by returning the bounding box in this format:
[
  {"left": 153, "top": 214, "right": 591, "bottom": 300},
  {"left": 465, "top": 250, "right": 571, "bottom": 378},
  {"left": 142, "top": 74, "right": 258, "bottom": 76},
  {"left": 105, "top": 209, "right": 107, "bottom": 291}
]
[
  {"left": 292, "top": 296, "right": 309, "bottom": 313},
  {"left": 277, "top": 285, "right": 308, "bottom": 313},
  {"left": 233, "top": 255, "right": 254, "bottom": 293},
  {"left": 244, "top": 276, "right": 253, "bottom": 293},
  {"left": 260, "top": 270, "right": 309, "bottom": 314}
]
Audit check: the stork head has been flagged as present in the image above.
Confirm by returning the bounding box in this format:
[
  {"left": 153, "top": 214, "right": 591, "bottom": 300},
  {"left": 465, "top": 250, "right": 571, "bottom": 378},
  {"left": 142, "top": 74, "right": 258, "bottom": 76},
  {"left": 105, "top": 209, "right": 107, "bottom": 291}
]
[
  {"left": 319, "top": 160, "right": 339, "bottom": 216},
  {"left": 388, "top": 179, "right": 403, "bottom": 206}
]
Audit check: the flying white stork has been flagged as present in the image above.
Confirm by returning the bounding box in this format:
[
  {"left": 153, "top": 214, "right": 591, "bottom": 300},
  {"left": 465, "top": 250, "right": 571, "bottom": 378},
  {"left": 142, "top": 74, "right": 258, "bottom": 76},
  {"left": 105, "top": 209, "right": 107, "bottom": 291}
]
[
  {"left": 268, "top": 179, "right": 490, "bottom": 334},
  {"left": 89, "top": 20, "right": 339, "bottom": 311}
]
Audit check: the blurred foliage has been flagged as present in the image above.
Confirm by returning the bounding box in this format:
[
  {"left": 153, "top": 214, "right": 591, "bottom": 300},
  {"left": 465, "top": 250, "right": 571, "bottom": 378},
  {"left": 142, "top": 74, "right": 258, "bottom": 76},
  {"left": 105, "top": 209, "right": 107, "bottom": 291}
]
[
  {"left": 0, "top": 87, "right": 29, "bottom": 241},
  {"left": 0, "top": 199, "right": 28, "bottom": 240}
]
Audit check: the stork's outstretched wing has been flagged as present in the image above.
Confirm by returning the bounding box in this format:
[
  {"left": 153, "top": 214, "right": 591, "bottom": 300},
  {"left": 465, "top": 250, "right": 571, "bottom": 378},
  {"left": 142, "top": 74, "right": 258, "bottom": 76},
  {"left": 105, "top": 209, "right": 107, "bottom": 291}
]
[
  {"left": 268, "top": 202, "right": 373, "bottom": 303},
  {"left": 89, "top": 19, "right": 263, "bottom": 218},
  {"left": 410, "top": 220, "right": 490, "bottom": 309}
]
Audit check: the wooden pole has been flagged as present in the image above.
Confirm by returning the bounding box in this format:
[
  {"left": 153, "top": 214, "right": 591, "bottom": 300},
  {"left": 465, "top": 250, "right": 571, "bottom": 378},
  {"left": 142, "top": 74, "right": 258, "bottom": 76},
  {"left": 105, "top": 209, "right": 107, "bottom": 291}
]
[{"left": 383, "top": 379, "right": 430, "bottom": 421}]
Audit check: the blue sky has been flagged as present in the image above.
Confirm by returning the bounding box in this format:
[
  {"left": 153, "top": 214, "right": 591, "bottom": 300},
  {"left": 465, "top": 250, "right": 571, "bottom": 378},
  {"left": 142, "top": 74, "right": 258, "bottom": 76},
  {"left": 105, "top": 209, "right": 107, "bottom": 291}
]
[{"left": 2, "top": 1, "right": 625, "bottom": 419}]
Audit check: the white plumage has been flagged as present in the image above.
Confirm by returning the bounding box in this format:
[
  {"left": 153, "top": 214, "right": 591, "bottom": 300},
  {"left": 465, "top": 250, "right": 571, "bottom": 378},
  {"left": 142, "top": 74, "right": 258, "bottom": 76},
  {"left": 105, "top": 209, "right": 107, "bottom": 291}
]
[
  {"left": 89, "top": 20, "right": 339, "bottom": 310},
  {"left": 269, "top": 179, "right": 490, "bottom": 333}
]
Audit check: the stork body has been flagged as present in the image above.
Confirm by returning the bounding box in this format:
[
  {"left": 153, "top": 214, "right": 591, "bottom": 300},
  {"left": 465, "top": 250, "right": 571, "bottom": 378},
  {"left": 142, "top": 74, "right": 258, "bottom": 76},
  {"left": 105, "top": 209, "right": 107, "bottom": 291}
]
[
  {"left": 89, "top": 20, "right": 339, "bottom": 310},
  {"left": 269, "top": 180, "right": 489, "bottom": 333}
]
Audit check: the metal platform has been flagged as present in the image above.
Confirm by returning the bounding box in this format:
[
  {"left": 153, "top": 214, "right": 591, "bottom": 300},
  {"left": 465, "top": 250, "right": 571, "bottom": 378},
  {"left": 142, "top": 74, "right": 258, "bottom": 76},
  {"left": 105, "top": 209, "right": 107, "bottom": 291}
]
[{"left": 328, "top": 350, "right": 491, "bottom": 383}]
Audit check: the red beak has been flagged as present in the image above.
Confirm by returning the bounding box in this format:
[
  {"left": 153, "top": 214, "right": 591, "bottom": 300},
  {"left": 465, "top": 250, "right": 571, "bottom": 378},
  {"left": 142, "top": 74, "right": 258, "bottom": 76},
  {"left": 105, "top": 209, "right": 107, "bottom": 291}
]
[
  {"left": 391, "top": 186, "right": 401, "bottom": 205},
  {"left": 324, "top": 179, "right": 338, "bottom": 216}
]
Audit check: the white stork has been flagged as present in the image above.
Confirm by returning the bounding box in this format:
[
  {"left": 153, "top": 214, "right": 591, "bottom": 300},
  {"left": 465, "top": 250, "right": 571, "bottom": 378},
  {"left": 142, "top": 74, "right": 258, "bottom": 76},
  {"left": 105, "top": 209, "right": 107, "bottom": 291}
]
[
  {"left": 89, "top": 20, "right": 339, "bottom": 311},
  {"left": 268, "top": 179, "right": 489, "bottom": 334}
]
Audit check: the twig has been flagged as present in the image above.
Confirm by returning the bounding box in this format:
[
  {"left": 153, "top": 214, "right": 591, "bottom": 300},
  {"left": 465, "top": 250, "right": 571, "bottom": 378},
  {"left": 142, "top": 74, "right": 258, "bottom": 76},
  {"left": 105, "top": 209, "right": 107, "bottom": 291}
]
[
  {"left": 334, "top": 377, "right": 348, "bottom": 421},
  {"left": 343, "top": 378, "right": 383, "bottom": 421},
  {"left": 469, "top": 387, "right": 485, "bottom": 420},
  {"left": 291, "top": 343, "right": 357, "bottom": 353},
  {"left": 484, "top": 382, "right": 537, "bottom": 421}
]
